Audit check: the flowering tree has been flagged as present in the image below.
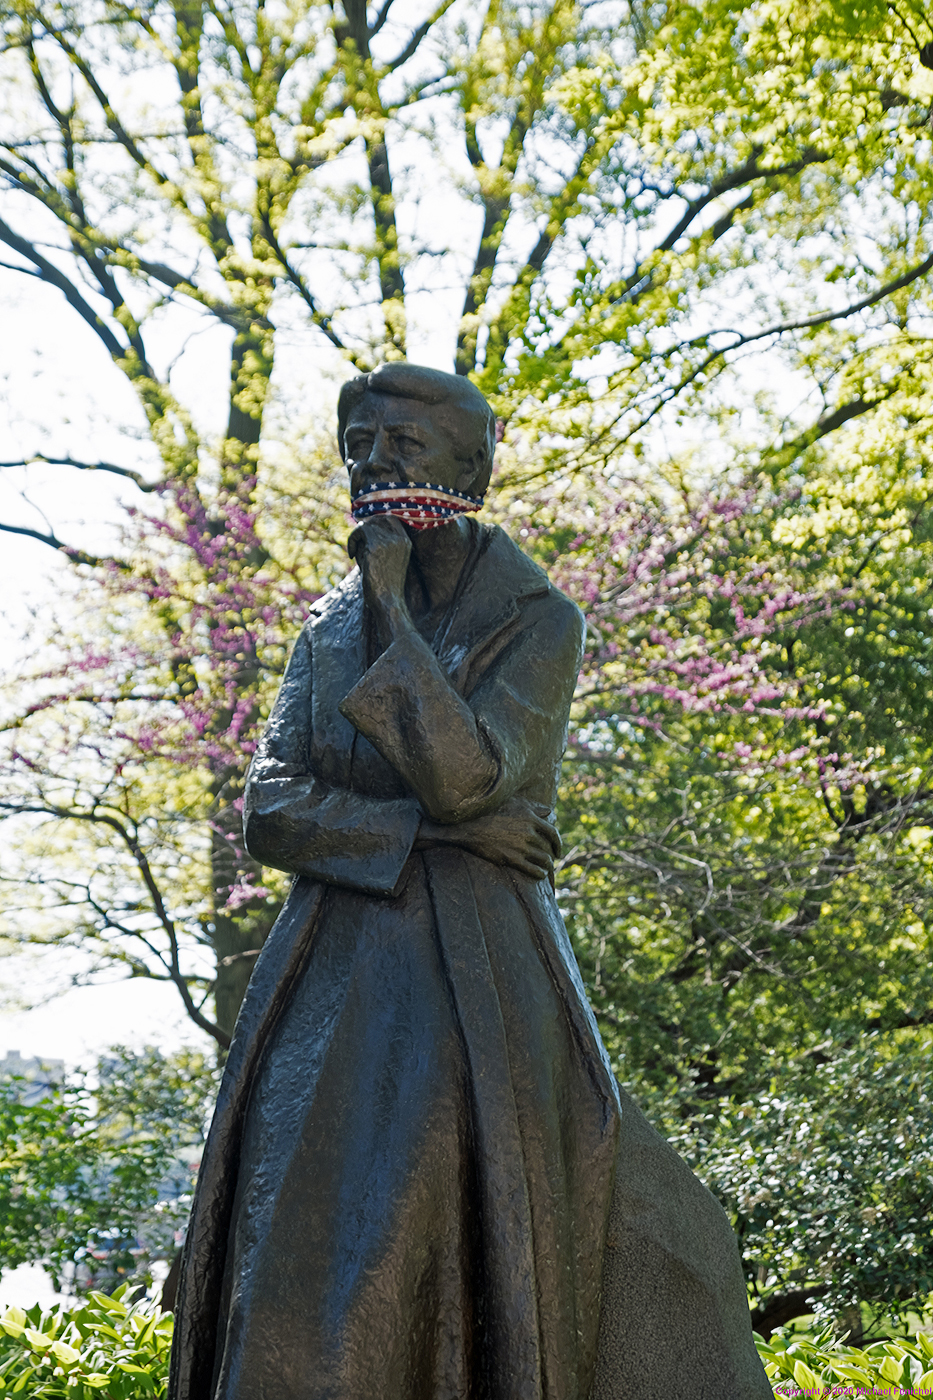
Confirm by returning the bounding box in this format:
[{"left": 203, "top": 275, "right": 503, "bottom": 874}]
[
  {"left": 1, "top": 471, "right": 347, "bottom": 1043},
  {"left": 544, "top": 468, "right": 933, "bottom": 1109},
  {"left": 2, "top": 0, "right": 933, "bottom": 1069}
]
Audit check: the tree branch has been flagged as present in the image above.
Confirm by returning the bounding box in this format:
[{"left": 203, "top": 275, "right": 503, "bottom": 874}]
[
  {"left": 765, "top": 397, "right": 879, "bottom": 471},
  {"left": 751, "top": 1287, "right": 828, "bottom": 1339},
  {"left": 657, "top": 148, "right": 829, "bottom": 257},
  {"left": 0, "top": 520, "right": 113, "bottom": 568},
  {"left": 383, "top": 0, "right": 459, "bottom": 72},
  {"left": 616, "top": 250, "right": 933, "bottom": 445},
  {"left": 257, "top": 220, "right": 347, "bottom": 350},
  {"left": 368, "top": 0, "right": 395, "bottom": 37},
  {"left": 0, "top": 217, "right": 125, "bottom": 359},
  {"left": 0, "top": 799, "right": 231, "bottom": 1048},
  {"left": 705, "top": 249, "right": 933, "bottom": 352},
  {"left": 0, "top": 455, "right": 161, "bottom": 492},
  {"left": 610, "top": 148, "right": 832, "bottom": 310}
]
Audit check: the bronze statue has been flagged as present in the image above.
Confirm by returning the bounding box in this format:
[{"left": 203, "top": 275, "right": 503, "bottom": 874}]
[{"left": 169, "top": 364, "right": 772, "bottom": 1400}]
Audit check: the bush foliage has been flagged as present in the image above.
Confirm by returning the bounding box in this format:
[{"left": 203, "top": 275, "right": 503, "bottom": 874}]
[
  {"left": 0, "top": 1289, "right": 170, "bottom": 1397},
  {"left": 761, "top": 1327, "right": 933, "bottom": 1395},
  {"left": 0, "top": 1048, "right": 214, "bottom": 1294},
  {"left": 650, "top": 1032, "right": 933, "bottom": 1333}
]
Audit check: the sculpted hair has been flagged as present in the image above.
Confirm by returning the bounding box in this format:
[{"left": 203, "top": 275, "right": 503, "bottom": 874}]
[{"left": 337, "top": 363, "right": 497, "bottom": 495}]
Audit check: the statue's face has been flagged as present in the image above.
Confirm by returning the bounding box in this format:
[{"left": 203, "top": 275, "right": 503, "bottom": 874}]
[{"left": 344, "top": 392, "right": 479, "bottom": 498}]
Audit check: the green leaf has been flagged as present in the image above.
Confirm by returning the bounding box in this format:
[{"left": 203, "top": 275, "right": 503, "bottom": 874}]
[
  {"left": 831, "top": 1364, "right": 873, "bottom": 1384},
  {"left": 86, "top": 1293, "right": 126, "bottom": 1315},
  {"left": 0, "top": 1310, "right": 25, "bottom": 1339},
  {"left": 793, "top": 1358, "right": 821, "bottom": 1389},
  {"left": 50, "top": 1339, "right": 81, "bottom": 1365},
  {"left": 134, "top": 1312, "right": 159, "bottom": 1347},
  {"left": 879, "top": 1355, "right": 904, "bottom": 1382}
]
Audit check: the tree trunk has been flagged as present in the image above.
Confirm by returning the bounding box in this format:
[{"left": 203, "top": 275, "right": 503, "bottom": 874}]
[
  {"left": 209, "top": 790, "right": 276, "bottom": 1039},
  {"left": 751, "top": 1287, "right": 828, "bottom": 1339},
  {"left": 205, "top": 327, "right": 278, "bottom": 1039}
]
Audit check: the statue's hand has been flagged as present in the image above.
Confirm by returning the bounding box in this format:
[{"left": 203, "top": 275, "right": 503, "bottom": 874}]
[
  {"left": 348, "top": 515, "right": 413, "bottom": 648},
  {"left": 417, "top": 797, "right": 561, "bottom": 881}
]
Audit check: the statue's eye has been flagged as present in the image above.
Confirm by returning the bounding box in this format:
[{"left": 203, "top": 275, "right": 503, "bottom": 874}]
[
  {"left": 396, "top": 435, "right": 422, "bottom": 454},
  {"left": 346, "top": 434, "right": 373, "bottom": 459}
]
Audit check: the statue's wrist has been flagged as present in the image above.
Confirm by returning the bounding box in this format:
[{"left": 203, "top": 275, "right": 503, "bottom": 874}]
[{"left": 373, "top": 597, "right": 414, "bottom": 642}]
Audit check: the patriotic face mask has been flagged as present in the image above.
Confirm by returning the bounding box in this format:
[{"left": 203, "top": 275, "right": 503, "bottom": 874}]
[{"left": 351, "top": 480, "right": 484, "bottom": 531}]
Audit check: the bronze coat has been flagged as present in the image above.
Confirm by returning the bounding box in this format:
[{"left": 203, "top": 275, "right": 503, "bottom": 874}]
[
  {"left": 168, "top": 523, "right": 773, "bottom": 1400},
  {"left": 169, "top": 525, "right": 621, "bottom": 1400}
]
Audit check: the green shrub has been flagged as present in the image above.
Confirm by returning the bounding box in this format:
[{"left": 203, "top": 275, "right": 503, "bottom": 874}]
[
  {"left": 645, "top": 1034, "right": 933, "bottom": 1333},
  {"left": 0, "top": 1046, "right": 213, "bottom": 1295},
  {"left": 758, "top": 1326, "right": 933, "bottom": 1395},
  {"left": 0, "top": 1287, "right": 171, "bottom": 1397}
]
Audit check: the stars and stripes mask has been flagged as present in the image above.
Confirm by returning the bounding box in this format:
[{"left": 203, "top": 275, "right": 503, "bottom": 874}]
[{"left": 351, "top": 481, "right": 485, "bottom": 531}]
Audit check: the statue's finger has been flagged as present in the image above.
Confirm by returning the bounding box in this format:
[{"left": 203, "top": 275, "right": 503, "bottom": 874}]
[{"left": 532, "top": 815, "right": 562, "bottom": 857}]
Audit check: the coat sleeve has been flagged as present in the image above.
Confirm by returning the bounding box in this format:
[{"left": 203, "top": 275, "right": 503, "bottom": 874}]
[
  {"left": 243, "top": 624, "right": 421, "bottom": 895},
  {"left": 339, "top": 590, "right": 584, "bottom": 825}
]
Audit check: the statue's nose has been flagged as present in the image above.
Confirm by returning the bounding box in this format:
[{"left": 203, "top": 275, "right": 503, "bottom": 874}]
[{"left": 367, "top": 428, "right": 399, "bottom": 477}]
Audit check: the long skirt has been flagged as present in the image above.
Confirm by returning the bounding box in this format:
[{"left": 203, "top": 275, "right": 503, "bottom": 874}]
[{"left": 210, "top": 851, "right": 617, "bottom": 1400}]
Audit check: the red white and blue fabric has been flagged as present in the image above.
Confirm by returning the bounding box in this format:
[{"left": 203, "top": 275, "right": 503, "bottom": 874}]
[{"left": 351, "top": 481, "right": 484, "bottom": 531}]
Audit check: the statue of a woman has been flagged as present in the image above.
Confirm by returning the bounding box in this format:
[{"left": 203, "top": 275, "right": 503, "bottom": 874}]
[{"left": 169, "top": 364, "right": 771, "bottom": 1400}]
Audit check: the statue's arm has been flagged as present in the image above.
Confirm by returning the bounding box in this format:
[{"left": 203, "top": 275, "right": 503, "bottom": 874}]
[
  {"left": 339, "top": 591, "right": 584, "bottom": 825},
  {"left": 243, "top": 625, "right": 421, "bottom": 895}
]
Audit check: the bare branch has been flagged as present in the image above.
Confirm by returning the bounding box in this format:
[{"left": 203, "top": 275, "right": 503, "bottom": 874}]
[
  {"left": 0, "top": 216, "right": 124, "bottom": 359},
  {"left": 705, "top": 249, "right": 933, "bottom": 351},
  {"left": 0, "top": 520, "right": 114, "bottom": 568},
  {"left": 0, "top": 455, "right": 161, "bottom": 492},
  {"left": 0, "top": 798, "right": 231, "bottom": 1048},
  {"left": 218, "top": 948, "right": 261, "bottom": 967},
  {"left": 383, "top": 0, "right": 459, "bottom": 72}
]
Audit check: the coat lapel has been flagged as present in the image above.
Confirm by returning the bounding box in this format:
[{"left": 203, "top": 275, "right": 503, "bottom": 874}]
[
  {"left": 307, "top": 524, "right": 551, "bottom": 712},
  {"left": 435, "top": 523, "right": 550, "bottom": 694}
]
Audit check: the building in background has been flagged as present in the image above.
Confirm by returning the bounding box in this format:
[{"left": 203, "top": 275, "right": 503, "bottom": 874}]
[{"left": 0, "top": 1049, "right": 64, "bottom": 1105}]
